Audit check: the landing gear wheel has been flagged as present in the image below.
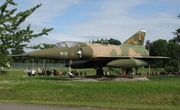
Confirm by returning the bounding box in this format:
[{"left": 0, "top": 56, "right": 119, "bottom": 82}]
[
  {"left": 96, "top": 67, "right": 103, "bottom": 76},
  {"left": 126, "top": 68, "right": 133, "bottom": 76}
]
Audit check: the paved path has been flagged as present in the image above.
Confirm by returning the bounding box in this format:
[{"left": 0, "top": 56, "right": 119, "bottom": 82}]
[{"left": 0, "top": 102, "right": 104, "bottom": 110}]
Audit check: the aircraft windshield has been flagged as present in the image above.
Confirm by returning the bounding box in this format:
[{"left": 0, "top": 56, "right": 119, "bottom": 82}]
[{"left": 55, "top": 41, "right": 79, "bottom": 48}]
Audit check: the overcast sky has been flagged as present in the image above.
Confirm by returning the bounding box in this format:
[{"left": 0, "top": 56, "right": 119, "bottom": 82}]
[{"left": 2, "top": 0, "right": 180, "bottom": 50}]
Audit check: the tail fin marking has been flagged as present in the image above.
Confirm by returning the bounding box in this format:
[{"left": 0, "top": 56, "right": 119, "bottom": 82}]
[{"left": 123, "top": 29, "right": 146, "bottom": 46}]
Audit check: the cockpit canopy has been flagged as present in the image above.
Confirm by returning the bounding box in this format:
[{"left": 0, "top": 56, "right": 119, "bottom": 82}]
[{"left": 55, "top": 41, "right": 86, "bottom": 48}]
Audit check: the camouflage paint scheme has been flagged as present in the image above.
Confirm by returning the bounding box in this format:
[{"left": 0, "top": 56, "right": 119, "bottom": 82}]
[{"left": 21, "top": 29, "right": 170, "bottom": 75}]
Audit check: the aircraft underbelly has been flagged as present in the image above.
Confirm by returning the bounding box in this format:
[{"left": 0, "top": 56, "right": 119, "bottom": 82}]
[{"left": 65, "top": 60, "right": 95, "bottom": 68}]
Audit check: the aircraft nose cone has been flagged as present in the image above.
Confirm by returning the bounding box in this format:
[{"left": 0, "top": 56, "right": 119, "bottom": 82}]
[
  {"left": 19, "top": 48, "right": 59, "bottom": 59},
  {"left": 21, "top": 50, "right": 47, "bottom": 58},
  {"left": 20, "top": 53, "right": 30, "bottom": 57}
]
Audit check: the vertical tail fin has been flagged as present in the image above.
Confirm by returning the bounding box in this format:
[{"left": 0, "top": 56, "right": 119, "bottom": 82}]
[{"left": 123, "top": 29, "right": 146, "bottom": 46}]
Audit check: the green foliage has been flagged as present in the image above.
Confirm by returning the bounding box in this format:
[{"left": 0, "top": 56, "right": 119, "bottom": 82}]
[
  {"left": 107, "top": 38, "right": 121, "bottom": 45},
  {"left": 173, "top": 28, "right": 180, "bottom": 42},
  {"left": 150, "top": 39, "right": 168, "bottom": 56},
  {"left": 0, "top": 0, "right": 53, "bottom": 67},
  {"left": 172, "top": 14, "right": 180, "bottom": 43},
  {"left": 92, "top": 38, "right": 121, "bottom": 45},
  {"left": 148, "top": 39, "right": 169, "bottom": 68},
  {"left": 146, "top": 38, "right": 180, "bottom": 71},
  {"left": 167, "top": 40, "right": 180, "bottom": 59}
]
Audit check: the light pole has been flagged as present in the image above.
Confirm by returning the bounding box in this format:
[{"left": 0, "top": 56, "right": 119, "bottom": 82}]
[
  {"left": 178, "top": 57, "right": 180, "bottom": 73},
  {"left": 147, "top": 40, "right": 151, "bottom": 77},
  {"left": 32, "top": 58, "right": 34, "bottom": 69}
]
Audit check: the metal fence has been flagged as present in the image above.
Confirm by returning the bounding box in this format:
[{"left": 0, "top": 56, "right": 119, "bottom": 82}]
[{"left": 10, "top": 63, "right": 66, "bottom": 70}]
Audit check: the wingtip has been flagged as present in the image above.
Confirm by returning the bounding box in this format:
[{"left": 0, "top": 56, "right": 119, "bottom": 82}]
[{"left": 10, "top": 54, "right": 29, "bottom": 57}]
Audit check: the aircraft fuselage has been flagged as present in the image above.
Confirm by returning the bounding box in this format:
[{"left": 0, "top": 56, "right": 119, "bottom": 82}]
[{"left": 23, "top": 43, "right": 149, "bottom": 61}]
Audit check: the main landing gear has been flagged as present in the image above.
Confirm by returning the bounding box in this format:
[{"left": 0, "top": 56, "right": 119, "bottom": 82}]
[
  {"left": 125, "top": 68, "right": 133, "bottom": 75},
  {"left": 96, "top": 67, "right": 104, "bottom": 76},
  {"left": 123, "top": 68, "right": 138, "bottom": 76},
  {"left": 94, "top": 62, "right": 104, "bottom": 76},
  {"left": 67, "top": 60, "right": 74, "bottom": 78}
]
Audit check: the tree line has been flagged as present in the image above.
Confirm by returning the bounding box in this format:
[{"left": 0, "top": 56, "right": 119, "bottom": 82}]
[{"left": 0, "top": 0, "right": 180, "bottom": 73}]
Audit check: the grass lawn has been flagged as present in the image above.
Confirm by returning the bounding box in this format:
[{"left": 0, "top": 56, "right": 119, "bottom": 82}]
[{"left": 0, "top": 69, "right": 180, "bottom": 110}]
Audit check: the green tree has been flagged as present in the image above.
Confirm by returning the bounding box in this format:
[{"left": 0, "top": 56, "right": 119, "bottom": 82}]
[
  {"left": 166, "top": 14, "right": 180, "bottom": 72},
  {"left": 165, "top": 39, "right": 180, "bottom": 73},
  {"left": 145, "top": 40, "right": 151, "bottom": 52},
  {"left": 167, "top": 40, "right": 180, "bottom": 59},
  {"left": 11, "top": 46, "right": 26, "bottom": 63},
  {"left": 92, "top": 38, "right": 121, "bottom": 45},
  {"left": 164, "top": 59, "right": 178, "bottom": 73},
  {"left": 108, "top": 38, "right": 121, "bottom": 45},
  {"left": 172, "top": 14, "right": 180, "bottom": 43},
  {"left": 150, "top": 39, "right": 168, "bottom": 56},
  {"left": 0, "top": 0, "right": 53, "bottom": 68},
  {"left": 149, "top": 39, "right": 168, "bottom": 68}
]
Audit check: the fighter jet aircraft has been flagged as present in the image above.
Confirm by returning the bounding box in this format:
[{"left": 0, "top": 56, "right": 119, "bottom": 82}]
[{"left": 21, "top": 29, "right": 170, "bottom": 76}]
